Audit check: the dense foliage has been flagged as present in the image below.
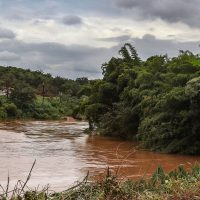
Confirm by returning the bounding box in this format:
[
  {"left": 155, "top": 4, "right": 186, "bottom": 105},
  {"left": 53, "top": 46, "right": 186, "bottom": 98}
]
[
  {"left": 1, "top": 44, "right": 200, "bottom": 154},
  {"left": 81, "top": 43, "right": 200, "bottom": 154},
  {"left": 0, "top": 66, "right": 90, "bottom": 120}
]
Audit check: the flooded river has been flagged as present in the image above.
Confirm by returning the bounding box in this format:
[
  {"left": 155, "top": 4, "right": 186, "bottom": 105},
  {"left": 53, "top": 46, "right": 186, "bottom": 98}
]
[{"left": 0, "top": 121, "right": 200, "bottom": 191}]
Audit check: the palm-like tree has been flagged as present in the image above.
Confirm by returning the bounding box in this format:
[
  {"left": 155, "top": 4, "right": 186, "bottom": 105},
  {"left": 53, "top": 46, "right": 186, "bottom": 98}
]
[{"left": 119, "top": 43, "right": 141, "bottom": 66}]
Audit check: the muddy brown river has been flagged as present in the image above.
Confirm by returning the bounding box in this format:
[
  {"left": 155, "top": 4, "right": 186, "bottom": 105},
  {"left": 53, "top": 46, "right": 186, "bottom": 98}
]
[{"left": 0, "top": 121, "right": 200, "bottom": 191}]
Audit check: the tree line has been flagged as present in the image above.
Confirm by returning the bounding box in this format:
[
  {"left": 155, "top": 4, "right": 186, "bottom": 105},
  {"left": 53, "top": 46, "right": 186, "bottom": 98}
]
[
  {"left": 1, "top": 43, "right": 200, "bottom": 154},
  {"left": 0, "top": 66, "right": 90, "bottom": 120},
  {"left": 79, "top": 43, "right": 200, "bottom": 155}
]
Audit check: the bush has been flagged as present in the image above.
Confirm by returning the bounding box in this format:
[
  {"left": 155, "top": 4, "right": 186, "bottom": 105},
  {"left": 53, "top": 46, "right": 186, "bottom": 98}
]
[
  {"left": 0, "top": 108, "right": 7, "bottom": 119},
  {"left": 3, "top": 103, "right": 19, "bottom": 118},
  {"left": 33, "top": 100, "right": 61, "bottom": 120}
]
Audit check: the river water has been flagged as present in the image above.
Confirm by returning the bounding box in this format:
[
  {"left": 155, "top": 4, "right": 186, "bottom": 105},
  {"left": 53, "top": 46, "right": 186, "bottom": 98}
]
[{"left": 0, "top": 121, "right": 200, "bottom": 191}]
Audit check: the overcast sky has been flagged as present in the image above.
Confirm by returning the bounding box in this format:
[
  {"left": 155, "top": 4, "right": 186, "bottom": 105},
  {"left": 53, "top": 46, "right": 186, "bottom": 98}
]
[{"left": 0, "top": 0, "right": 200, "bottom": 79}]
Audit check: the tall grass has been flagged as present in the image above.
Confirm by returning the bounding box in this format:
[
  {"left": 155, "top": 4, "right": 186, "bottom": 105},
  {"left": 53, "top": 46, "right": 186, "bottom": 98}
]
[{"left": 0, "top": 163, "right": 200, "bottom": 200}]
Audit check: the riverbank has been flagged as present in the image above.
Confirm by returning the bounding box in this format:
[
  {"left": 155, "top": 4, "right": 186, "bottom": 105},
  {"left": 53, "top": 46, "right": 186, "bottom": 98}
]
[
  {"left": 1, "top": 164, "right": 199, "bottom": 200},
  {"left": 0, "top": 116, "right": 82, "bottom": 124}
]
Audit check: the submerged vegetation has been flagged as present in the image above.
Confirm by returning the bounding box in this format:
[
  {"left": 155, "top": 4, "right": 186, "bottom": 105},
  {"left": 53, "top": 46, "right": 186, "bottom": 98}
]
[
  {"left": 80, "top": 44, "right": 200, "bottom": 154},
  {"left": 0, "top": 164, "right": 200, "bottom": 200}
]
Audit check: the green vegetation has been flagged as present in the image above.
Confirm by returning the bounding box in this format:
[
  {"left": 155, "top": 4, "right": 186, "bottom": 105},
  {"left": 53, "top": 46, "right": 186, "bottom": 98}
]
[
  {"left": 1, "top": 43, "right": 200, "bottom": 154},
  {"left": 1, "top": 164, "right": 200, "bottom": 199},
  {"left": 0, "top": 66, "right": 90, "bottom": 120},
  {"left": 81, "top": 44, "right": 200, "bottom": 154}
]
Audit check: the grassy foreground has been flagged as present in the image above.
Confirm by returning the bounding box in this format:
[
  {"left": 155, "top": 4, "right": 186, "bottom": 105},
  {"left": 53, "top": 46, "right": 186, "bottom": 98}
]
[{"left": 0, "top": 164, "right": 200, "bottom": 200}]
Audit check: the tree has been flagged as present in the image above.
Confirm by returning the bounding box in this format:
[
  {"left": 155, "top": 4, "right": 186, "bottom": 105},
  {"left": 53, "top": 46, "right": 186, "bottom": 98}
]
[
  {"left": 84, "top": 43, "right": 200, "bottom": 154},
  {"left": 76, "top": 77, "right": 89, "bottom": 85},
  {"left": 10, "top": 84, "right": 36, "bottom": 110},
  {"left": 119, "top": 43, "right": 141, "bottom": 66},
  {"left": 0, "top": 73, "right": 15, "bottom": 98}
]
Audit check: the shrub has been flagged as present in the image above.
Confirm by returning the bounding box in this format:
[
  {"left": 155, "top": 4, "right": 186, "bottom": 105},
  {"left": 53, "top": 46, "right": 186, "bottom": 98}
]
[{"left": 3, "top": 103, "right": 19, "bottom": 118}]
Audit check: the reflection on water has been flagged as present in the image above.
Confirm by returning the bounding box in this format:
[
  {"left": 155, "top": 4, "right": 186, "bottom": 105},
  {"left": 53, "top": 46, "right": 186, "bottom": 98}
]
[{"left": 0, "top": 121, "right": 200, "bottom": 191}]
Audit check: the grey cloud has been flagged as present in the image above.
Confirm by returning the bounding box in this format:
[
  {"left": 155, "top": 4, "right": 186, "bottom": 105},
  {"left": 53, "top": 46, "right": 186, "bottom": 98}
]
[
  {"left": 0, "top": 27, "right": 16, "bottom": 39},
  {"left": 97, "top": 35, "right": 131, "bottom": 42},
  {"left": 131, "top": 34, "right": 200, "bottom": 59},
  {"left": 2, "top": 0, "right": 200, "bottom": 28},
  {"left": 0, "top": 51, "right": 20, "bottom": 61},
  {"left": 2, "top": 0, "right": 61, "bottom": 21},
  {"left": 0, "top": 36, "right": 200, "bottom": 79},
  {"left": 62, "top": 15, "right": 83, "bottom": 26},
  {"left": 114, "top": 0, "right": 200, "bottom": 27},
  {"left": 0, "top": 39, "right": 115, "bottom": 79},
  {"left": 115, "top": 0, "right": 137, "bottom": 9}
]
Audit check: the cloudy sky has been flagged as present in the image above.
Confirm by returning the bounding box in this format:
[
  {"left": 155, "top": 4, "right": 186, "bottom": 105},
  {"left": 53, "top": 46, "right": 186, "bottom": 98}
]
[{"left": 0, "top": 0, "right": 200, "bottom": 79}]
